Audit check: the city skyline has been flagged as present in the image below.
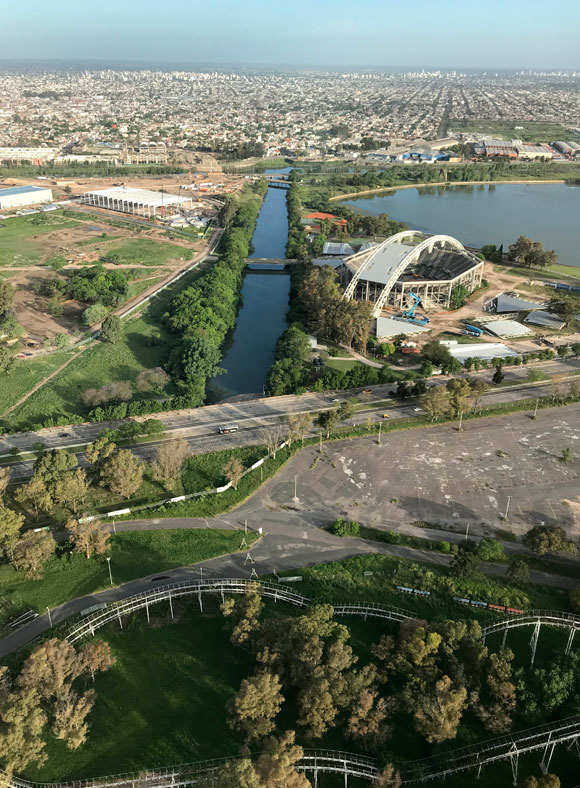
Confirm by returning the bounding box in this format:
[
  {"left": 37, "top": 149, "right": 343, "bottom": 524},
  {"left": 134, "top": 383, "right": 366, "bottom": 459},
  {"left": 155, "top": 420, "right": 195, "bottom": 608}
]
[{"left": 1, "top": 0, "right": 579, "bottom": 70}]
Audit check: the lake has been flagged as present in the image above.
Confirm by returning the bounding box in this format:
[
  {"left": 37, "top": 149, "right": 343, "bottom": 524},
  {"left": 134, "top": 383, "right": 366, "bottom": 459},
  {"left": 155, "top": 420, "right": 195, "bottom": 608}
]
[{"left": 341, "top": 182, "right": 580, "bottom": 267}]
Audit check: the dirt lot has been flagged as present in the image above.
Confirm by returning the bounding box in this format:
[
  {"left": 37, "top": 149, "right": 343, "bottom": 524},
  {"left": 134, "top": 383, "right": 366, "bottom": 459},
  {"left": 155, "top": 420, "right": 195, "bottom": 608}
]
[{"left": 258, "top": 404, "right": 580, "bottom": 540}]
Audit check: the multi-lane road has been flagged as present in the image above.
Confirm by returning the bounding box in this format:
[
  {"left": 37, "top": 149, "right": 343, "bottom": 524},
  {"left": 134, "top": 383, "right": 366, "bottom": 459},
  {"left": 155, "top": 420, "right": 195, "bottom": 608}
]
[{"left": 2, "top": 356, "right": 579, "bottom": 481}]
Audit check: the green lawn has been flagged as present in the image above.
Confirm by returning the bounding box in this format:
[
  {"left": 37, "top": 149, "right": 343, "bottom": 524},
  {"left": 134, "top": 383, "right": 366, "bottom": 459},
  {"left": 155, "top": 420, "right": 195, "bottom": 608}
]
[
  {"left": 325, "top": 357, "right": 363, "bottom": 371},
  {"left": 103, "top": 238, "right": 192, "bottom": 266},
  {"left": 0, "top": 529, "right": 258, "bottom": 630},
  {"left": 24, "top": 606, "right": 250, "bottom": 780},
  {"left": 0, "top": 351, "right": 74, "bottom": 416},
  {"left": 0, "top": 213, "right": 80, "bottom": 266},
  {"left": 493, "top": 262, "right": 580, "bottom": 283},
  {"left": 3, "top": 266, "right": 208, "bottom": 431}
]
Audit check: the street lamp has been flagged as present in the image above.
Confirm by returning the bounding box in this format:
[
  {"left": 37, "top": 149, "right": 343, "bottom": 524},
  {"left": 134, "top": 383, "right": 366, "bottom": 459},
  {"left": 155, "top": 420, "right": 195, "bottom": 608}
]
[
  {"left": 106, "top": 556, "right": 113, "bottom": 585},
  {"left": 46, "top": 607, "right": 53, "bottom": 628}
]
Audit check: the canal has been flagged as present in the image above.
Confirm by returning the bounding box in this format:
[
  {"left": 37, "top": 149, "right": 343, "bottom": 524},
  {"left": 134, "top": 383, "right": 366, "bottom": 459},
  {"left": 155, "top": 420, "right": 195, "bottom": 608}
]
[
  {"left": 341, "top": 182, "right": 580, "bottom": 267},
  {"left": 206, "top": 173, "right": 291, "bottom": 401}
]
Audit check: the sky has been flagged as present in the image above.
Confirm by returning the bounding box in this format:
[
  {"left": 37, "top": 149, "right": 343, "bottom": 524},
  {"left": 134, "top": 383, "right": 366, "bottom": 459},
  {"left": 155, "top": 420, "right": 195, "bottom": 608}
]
[{"left": 1, "top": 0, "right": 579, "bottom": 70}]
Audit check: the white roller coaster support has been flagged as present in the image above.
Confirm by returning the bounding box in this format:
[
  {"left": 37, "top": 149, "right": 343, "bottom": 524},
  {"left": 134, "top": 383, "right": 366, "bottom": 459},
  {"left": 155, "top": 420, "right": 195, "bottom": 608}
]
[
  {"left": 529, "top": 620, "right": 541, "bottom": 666},
  {"left": 3, "top": 582, "right": 580, "bottom": 788}
]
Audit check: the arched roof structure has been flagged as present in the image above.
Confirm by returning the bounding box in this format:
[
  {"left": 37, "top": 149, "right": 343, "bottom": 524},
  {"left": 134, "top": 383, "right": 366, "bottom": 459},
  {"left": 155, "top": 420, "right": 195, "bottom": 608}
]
[{"left": 343, "top": 231, "right": 475, "bottom": 317}]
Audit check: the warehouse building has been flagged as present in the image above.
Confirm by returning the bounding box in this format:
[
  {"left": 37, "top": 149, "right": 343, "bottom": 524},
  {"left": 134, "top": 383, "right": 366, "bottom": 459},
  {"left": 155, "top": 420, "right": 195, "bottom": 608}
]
[
  {"left": 0, "top": 184, "right": 53, "bottom": 210},
  {"left": 342, "top": 231, "right": 484, "bottom": 316},
  {"left": 80, "top": 186, "right": 193, "bottom": 218}
]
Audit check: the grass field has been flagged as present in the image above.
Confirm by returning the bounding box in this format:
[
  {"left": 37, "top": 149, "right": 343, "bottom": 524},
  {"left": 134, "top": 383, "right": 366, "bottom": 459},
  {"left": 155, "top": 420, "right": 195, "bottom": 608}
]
[
  {"left": 493, "top": 262, "right": 580, "bottom": 283},
  {"left": 325, "top": 357, "right": 363, "bottom": 371},
  {"left": 2, "top": 264, "right": 208, "bottom": 430},
  {"left": 19, "top": 549, "right": 579, "bottom": 785},
  {"left": 0, "top": 351, "right": 74, "bottom": 416},
  {"left": 0, "top": 529, "right": 258, "bottom": 630},
  {"left": 0, "top": 213, "right": 80, "bottom": 266},
  {"left": 448, "top": 120, "right": 575, "bottom": 142},
  {"left": 103, "top": 237, "right": 192, "bottom": 266}
]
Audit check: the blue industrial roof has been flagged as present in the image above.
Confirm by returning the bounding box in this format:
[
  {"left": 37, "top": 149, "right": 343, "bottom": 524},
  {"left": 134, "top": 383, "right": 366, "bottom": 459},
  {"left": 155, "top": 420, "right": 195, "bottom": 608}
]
[{"left": 0, "top": 185, "right": 48, "bottom": 196}]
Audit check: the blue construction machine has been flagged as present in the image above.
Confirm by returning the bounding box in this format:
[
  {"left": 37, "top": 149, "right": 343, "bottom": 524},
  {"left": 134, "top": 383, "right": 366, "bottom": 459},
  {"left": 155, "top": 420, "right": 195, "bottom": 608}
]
[{"left": 396, "top": 292, "right": 430, "bottom": 326}]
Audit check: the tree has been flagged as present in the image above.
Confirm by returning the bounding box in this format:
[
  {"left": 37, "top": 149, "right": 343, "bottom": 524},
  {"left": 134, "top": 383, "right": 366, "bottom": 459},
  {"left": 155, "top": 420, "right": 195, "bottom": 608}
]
[
  {"left": 255, "top": 730, "right": 311, "bottom": 788},
  {"left": 451, "top": 546, "right": 480, "bottom": 578},
  {"left": 518, "top": 776, "right": 560, "bottom": 788},
  {"left": 78, "top": 640, "right": 115, "bottom": 682},
  {"left": 223, "top": 456, "right": 244, "bottom": 490},
  {"left": 446, "top": 378, "right": 474, "bottom": 416},
  {"left": 85, "top": 436, "right": 116, "bottom": 468},
  {"left": 15, "top": 475, "right": 53, "bottom": 519},
  {"left": 135, "top": 366, "right": 170, "bottom": 393},
  {"left": 476, "top": 649, "right": 516, "bottom": 733},
  {"left": 477, "top": 537, "right": 504, "bottom": 561},
  {"left": 34, "top": 448, "right": 77, "bottom": 484},
  {"left": 0, "top": 466, "right": 10, "bottom": 502},
  {"left": 82, "top": 303, "right": 108, "bottom": 326},
  {"left": 12, "top": 531, "right": 55, "bottom": 578},
  {"left": 469, "top": 378, "right": 489, "bottom": 409},
  {"left": 153, "top": 439, "right": 191, "bottom": 490},
  {"left": 262, "top": 425, "right": 284, "bottom": 459},
  {"left": 66, "top": 518, "right": 109, "bottom": 559},
  {"left": 0, "top": 506, "right": 24, "bottom": 557},
  {"left": 287, "top": 412, "right": 313, "bottom": 445},
  {"left": 413, "top": 675, "right": 467, "bottom": 743},
  {"left": 228, "top": 671, "right": 284, "bottom": 742},
  {"left": 100, "top": 450, "right": 143, "bottom": 498},
  {"left": 0, "top": 685, "right": 48, "bottom": 774},
  {"left": 507, "top": 558, "right": 530, "bottom": 584},
  {"left": 374, "top": 765, "right": 402, "bottom": 788},
  {"left": 224, "top": 590, "right": 264, "bottom": 647},
  {"left": 347, "top": 689, "right": 393, "bottom": 749},
  {"left": 18, "top": 638, "right": 82, "bottom": 700},
  {"left": 297, "top": 677, "right": 337, "bottom": 739},
  {"left": 53, "top": 332, "right": 70, "bottom": 348},
  {"left": 52, "top": 687, "right": 95, "bottom": 750},
  {"left": 53, "top": 469, "right": 89, "bottom": 515},
  {"left": 420, "top": 386, "right": 451, "bottom": 421},
  {"left": 550, "top": 374, "right": 567, "bottom": 402},
  {"left": 0, "top": 346, "right": 16, "bottom": 375},
  {"left": 200, "top": 758, "right": 261, "bottom": 788},
  {"left": 318, "top": 408, "right": 341, "bottom": 438},
  {"left": 523, "top": 525, "right": 565, "bottom": 556},
  {"left": 100, "top": 314, "right": 123, "bottom": 343},
  {"left": 560, "top": 447, "right": 572, "bottom": 463},
  {"left": 492, "top": 364, "right": 505, "bottom": 385}
]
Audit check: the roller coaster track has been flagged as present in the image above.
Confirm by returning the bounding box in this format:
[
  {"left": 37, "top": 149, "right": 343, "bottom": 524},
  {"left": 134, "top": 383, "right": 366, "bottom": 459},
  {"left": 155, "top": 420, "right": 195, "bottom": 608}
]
[
  {"left": 3, "top": 580, "right": 577, "bottom": 788},
  {"left": 65, "top": 578, "right": 417, "bottom": 644},
  {"left": 2, "top": 720, "right": 579, "bottom": 788}
]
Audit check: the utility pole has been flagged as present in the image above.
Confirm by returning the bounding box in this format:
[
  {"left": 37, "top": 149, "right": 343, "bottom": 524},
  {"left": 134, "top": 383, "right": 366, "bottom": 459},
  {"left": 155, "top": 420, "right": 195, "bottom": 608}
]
[
  {"left": 46, "top": 607, "right": 52, "bottom": 628},
  {"left": 504, "top": 496, "right": 511, "bottom": 522},
  {"left": 378, "top": 420, "right": 382, "bottom": 445},
  {"left": 533, "top": 398, "right": 539, "bottom": 420},
  {"left": 458, "top": 410, "right": 464, "bottom": 431},
  {"left": 319, "top": 431, "right": 322, "bottom": 454},
  {"left": 106, "top": 556, "right": 113, "bottom": 585}
]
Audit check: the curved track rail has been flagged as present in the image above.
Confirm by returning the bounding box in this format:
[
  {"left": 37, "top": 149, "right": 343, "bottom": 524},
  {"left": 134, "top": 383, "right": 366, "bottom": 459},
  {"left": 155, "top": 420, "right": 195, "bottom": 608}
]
[{"left": 3, "top": 580, "right": 578, "bottom": 787}]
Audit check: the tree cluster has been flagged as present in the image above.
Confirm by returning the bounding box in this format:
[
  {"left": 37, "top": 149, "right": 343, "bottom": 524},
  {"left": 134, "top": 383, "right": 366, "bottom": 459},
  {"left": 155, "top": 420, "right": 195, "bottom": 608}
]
[
  {"left": 508, "top": 236, "right": 558, "bottom": 269},
  {"left": 0, "top": 637, "right": 114, "bottom": 773}
]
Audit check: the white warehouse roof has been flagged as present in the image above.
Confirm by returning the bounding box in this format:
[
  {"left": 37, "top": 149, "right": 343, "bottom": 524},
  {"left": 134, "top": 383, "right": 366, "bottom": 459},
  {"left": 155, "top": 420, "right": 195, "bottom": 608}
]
[
  {"left": 376, "top": 316, "right": 431, "bottom": 338},
  {"left": 484, "top": 319, "right": 535, "bottom": 338},
  {"left": 82, "top": 186, "right": 191, "bottom": 208},
  {"left": 448, "top": 343, "right": 519, "bottom": 364}
]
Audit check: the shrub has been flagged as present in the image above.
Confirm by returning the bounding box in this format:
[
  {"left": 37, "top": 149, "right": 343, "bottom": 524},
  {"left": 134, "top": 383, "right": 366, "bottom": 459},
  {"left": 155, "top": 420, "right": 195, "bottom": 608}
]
[
  {"left": 477, "top": 537, "right": 504, "bottom": 561},
  {"left": 332, "top": 518, "right": 360, "bottom": 537}
]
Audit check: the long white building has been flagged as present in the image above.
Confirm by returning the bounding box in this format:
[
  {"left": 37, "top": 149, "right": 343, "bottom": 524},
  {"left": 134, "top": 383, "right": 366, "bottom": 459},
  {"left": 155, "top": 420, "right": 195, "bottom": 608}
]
[{"left": 80, "top": 186, "right": 192, "bottom": 218}]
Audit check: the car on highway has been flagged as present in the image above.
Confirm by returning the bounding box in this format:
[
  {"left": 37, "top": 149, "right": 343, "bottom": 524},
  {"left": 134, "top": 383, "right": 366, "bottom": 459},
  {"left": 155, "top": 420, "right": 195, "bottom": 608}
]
[
  {"left": 219, "top": 424, "right": 239, "bottom": 434},
  {"left": 382, "top": 413, "right": 390, "bottom": 419},
  {"left": 58, "top": 432, "right": 70, "bottom": 437},
  {"left": 362, "top": 389, "right": 373, "bottom": 394}
]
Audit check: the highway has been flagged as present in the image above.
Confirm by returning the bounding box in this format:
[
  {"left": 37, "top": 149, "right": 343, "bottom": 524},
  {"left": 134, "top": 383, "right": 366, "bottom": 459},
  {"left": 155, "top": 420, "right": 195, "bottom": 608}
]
[{"left": 3, "top": 356, "right": 579, "bottom": 481}]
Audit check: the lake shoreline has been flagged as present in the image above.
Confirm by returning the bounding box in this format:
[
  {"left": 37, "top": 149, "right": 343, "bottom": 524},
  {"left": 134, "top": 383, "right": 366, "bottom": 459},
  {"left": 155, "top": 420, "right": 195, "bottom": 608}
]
[{"left": 330, "top": 178, "right": 566, "bottom": 201}]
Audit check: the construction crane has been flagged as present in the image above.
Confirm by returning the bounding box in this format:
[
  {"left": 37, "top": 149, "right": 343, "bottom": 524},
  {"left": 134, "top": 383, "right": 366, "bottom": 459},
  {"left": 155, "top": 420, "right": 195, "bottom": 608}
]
[{"left": 396, "top": 292, "right": 430, "bottom": 326}]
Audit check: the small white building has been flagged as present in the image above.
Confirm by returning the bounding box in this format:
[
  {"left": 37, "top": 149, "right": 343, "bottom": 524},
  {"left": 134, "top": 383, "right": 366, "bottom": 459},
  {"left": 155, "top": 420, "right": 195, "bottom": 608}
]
[{"left": 0, "top": 185, "right": 53, "bottom": 210}]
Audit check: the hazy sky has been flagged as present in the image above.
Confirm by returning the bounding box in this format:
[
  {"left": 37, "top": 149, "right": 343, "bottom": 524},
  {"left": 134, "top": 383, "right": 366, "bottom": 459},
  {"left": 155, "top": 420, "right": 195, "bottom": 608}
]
[{"left": 2, "top": 0, "right": 579, "bottom": 69}]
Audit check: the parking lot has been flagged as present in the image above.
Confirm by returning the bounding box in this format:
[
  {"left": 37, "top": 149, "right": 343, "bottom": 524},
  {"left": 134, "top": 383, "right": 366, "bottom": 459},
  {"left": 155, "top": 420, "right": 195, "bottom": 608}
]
[{"left": 258, "top": 403, "right": 580, "bottom": 539}]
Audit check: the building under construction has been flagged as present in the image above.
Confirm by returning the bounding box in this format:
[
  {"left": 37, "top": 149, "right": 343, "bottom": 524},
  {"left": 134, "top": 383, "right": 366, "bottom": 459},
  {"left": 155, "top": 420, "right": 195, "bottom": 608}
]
[
  {"left": 80, "top": 186, "right": 192, "bottom": 218},
  {"left": 342, "top": 231, "right": 484, "bottom": 316}
]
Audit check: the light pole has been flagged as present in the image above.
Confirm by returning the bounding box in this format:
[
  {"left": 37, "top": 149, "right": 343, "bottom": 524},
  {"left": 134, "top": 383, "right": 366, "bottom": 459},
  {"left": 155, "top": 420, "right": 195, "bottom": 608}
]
[
  {"left": 46, "top": 607, "right": 52, "bottom": 628},
  {"left": 378, "top": 420, "right": 382, "bottom": 445},
  {"left": 292, "top": 474, "right": 300, "bottom": 505},
  {"left": 504, "top": 496, "right": 511, "bottom": 522},
  {"left": 106, "top": 556, "right": 113, "bottom": 585}
]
